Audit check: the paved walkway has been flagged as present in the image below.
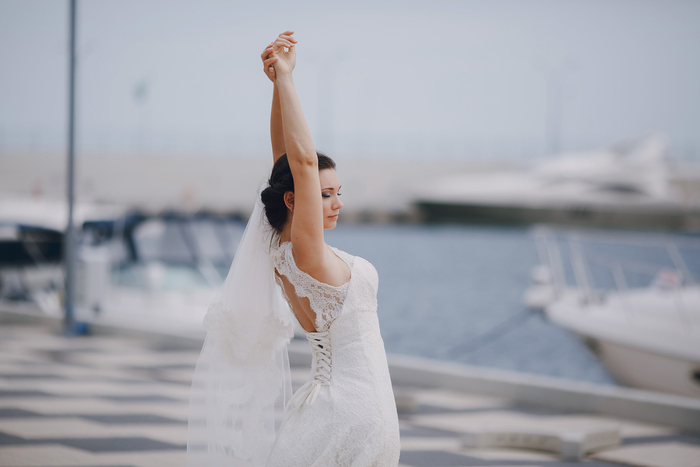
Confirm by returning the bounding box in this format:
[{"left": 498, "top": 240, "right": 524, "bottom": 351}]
[{"left": 1, "top": 318, "right": 699, "bottom": 467}]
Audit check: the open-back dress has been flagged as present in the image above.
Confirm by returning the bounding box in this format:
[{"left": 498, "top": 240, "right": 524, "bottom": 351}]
[{"left": 265, "top": 241, "right": 400, "bottom": 466}]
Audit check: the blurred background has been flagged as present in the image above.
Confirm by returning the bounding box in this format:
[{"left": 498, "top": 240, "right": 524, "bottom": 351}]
[{"left": 1, "top": 0, "right": 699, "bottom": 398}]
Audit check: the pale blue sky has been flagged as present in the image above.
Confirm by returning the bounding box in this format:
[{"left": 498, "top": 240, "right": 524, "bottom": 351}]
[{"left": 1, "top": 0, "right": 698, "bottom": 160}]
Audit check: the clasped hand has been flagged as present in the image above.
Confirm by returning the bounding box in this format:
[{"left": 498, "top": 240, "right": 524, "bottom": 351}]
[{"left": 261, "top": 31, "right": 297, "bottom": 82}]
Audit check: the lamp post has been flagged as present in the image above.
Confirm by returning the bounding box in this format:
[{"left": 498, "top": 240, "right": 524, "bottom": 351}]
[{"left": 64, "top": 0, "right": 78, "bottom": 334}]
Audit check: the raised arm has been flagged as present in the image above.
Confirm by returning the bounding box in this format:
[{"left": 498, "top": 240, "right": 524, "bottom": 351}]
[
  {"left": 261, "top": 39, "right": 294, "bottom": 164},
  {"left": 269, "top": 33, "right": 329, "bottom": 275},
  {"left": 270, "top": 85, "right": 285, "bottom": 163}
]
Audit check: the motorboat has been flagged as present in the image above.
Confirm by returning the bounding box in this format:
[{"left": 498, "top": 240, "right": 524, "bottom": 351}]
[
  {"left": 0, "top": 198, "right": 129, "bottom": 306},
  {"left": 0, "top": 197, "right": 248, "bottom": 335},
  {"left": 415, "top": 134, "right": 700, "bottom": 230},
  {"left": 525, "top": 226, "right": 700, "bottom": 398},
  {"left": 78, "top": 211, "right": 248, "bottom": 335}
]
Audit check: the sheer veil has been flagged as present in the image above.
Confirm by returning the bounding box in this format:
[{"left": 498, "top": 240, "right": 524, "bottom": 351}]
[{"left": 187, "top": 182, "right": 294, "bottom": 467}]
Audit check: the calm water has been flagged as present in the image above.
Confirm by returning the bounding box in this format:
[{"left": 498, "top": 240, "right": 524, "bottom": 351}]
[
  {"left": 113, "top": 218, "right": 699, "bottom": 386},
  {"left": 325, "top": 224, "right": 698, "bottom": 386}
]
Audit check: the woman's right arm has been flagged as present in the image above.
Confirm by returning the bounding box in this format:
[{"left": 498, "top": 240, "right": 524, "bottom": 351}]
[
  {"left": 271, "top": 33, "right": 328, "bottom": 274},
  {"left": 270, "top": 85, "right": 285, "bottom": 164},
  {"left": 262, "top": 39, "right": 294, "bottom": 164}
]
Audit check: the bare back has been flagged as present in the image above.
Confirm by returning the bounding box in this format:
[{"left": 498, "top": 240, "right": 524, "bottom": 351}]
[{"left": 274, "top": 244, "right": 351, "bottom": 332}]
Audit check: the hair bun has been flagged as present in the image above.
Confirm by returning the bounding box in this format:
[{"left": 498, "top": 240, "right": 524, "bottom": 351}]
[{"left": 260, "top": 152, "right": 337, "bottom": 233}]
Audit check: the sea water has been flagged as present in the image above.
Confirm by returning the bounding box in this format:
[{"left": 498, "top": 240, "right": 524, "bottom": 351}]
[{"left": 325, "top": 224, "right": 699, "bottom": 386}]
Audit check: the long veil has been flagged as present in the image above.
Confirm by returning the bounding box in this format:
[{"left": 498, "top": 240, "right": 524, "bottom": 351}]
[{"left": 187, "top": 183, "right": 294, "bottom": 467}]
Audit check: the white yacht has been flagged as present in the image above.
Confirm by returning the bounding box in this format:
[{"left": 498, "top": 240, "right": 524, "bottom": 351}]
[
  {"left": 0, "top": 197, "right": 246, "bottom": 335},
  {"left": 0, "top": 198, "right": 129, "bottom": 311},
  {"left": 416, "top": 134, "right": 700, "bottom": 230},
  {"left": 525, "top": 227, "right": 700, "bottom": 398}
]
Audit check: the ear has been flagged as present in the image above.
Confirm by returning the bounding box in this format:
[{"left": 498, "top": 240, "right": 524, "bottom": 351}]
[{"left": 283, "top": 191, "right": 295, "bottom": 212}]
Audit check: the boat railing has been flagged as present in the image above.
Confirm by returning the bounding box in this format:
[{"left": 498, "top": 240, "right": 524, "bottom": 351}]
[{"left": 531, "top": 225, "right": 699, "bottom": 311}]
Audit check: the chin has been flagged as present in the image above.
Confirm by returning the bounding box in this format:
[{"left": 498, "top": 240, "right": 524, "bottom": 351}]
[{"left": 324, "top": 219, "right": 338, "bottom": 230}]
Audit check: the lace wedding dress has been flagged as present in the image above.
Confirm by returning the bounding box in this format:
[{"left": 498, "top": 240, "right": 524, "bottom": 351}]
[{"left": 265, "top": 241, "right": 401, "bottom": 466}]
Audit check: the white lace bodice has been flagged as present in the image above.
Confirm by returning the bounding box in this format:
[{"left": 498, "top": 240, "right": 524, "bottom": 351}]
[
  {"left": 266, "top": 240, "right": 398, "bottom": 466},
  {"left": 269, "top": 241, "right": 354, "bottom": 332}
]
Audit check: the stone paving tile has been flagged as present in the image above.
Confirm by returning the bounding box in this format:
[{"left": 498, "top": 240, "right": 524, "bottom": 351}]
[
  {"left": 34, "top": 383, "right": 190, "bottom": 400},
  {"left": 398, "top": 450, "right": 482, "bottom": 466},
  {"left": 45, "top": 437, "right": 183, "bottom": 453},
  {"left": 0, "top": 444, "right": 101, "bottom": 466},
  {"left": 2, "top": 321, "right": 700, "bottom": 467},
  {"left": 98, "top": 395, "right": 182, "bottom": 404},
  {"left": 409, "top": 409, "right": 546, "bottom": 433},
  {"left": 624, "top": 434, "right": 700, "bottom": 447},
  {"left": 0, "top": 419, "right": 188, "bottom": 445},
  {"left": 540, "top": 414, "right": 680, "bottom": 438},
  {"left": 0, "top": 418, "right": 120, "bottom": 438},
  {"left": 0, "top": 444, "right": 184, "bottom": 467},
  {"left": 0, "top": 399, "right": 174, "bottom": 416},
  {"left": 592, "top": 442, "right": 700, "bottom": 467},
  {"left": 79, "top": 414, "right": 183, "bottom": 425},
  {"left": 0, "top": 408, "right": 44, "bottom": 418},
  {"left": 400, "top": 436, "right": 463, "bottom": 452},
  {"left": 461, "top": 447, "right": 560, "bottom": 461},
  {"left": 399, "top": 424, "right": 461, "bottom": 438},
  {"left": 0, "top": 401, "right": 190, "bottom": 422},
  {"left": 410, "top": 388, "right": 510, "bottom": 410},
  {"left": 0, "top": 389, "right": 59, "bottom": 398},
  {"left": 408, "top": 410, "right": 679, "bottom": 439},
  {"left": 89, "top": 450, "right": 186, "bottom": 467},
  {"left": 0, "top": 373, "right": 67, "bottom": 381}
]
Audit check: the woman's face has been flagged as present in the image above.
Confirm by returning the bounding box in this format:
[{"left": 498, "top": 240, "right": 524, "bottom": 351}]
[{"left": 319, "top": 169, "right": 343, "bottom": 229}]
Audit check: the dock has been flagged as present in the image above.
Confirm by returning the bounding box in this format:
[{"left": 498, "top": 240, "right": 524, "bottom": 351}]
[{"left": 1, "top": 308, "right": 699, "bottom": 467}]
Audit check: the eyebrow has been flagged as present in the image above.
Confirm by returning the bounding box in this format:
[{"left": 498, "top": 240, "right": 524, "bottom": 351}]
[{"left": 321, "top": 185, "right": 341, "bottom": 191}]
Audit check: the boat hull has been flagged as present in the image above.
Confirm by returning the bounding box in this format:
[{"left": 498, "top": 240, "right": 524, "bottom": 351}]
[
  {"left": 580, "top": 335, "right": 700, "bottom": 399},
  {"left": 415, "top": 200, "right": 700, "bottom": 231}
]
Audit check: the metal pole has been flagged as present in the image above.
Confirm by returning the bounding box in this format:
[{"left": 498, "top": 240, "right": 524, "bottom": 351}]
[
  {"left": 568, "top": 235, "right": 593, "bottom": 305},
  {"left": 666, "top": 241, "right": 694, "bottom": 285},
  {"left": 64, "top": 0, "right": 77, "bottom": 334}
]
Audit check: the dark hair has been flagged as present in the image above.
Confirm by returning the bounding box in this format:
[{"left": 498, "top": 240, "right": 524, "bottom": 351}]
[{"left": 261, "top": 152, "right": 336, "bottom": 232}]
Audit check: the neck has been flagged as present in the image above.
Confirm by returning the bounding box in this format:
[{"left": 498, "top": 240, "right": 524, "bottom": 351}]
[{"left": 279, "top": 220, "right": 292, "bottom": 244}]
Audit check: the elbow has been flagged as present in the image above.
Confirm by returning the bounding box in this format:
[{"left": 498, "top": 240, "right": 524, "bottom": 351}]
[
  {"left": 288, "top": 148, "right": 318, "bottom": 168},
  {"left": 300, "top": 154, "right": 318, "bottom": 168}
]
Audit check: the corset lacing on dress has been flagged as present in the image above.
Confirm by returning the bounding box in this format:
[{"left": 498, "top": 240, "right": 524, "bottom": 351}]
[{"left": 285, "top": 330, "right": 332, "bottom": 417}]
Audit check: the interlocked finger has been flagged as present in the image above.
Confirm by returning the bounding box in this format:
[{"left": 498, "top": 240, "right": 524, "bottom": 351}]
[
  {"left": 274, "top": 38, "right": 295, "bottom": 49},
  {"left": 261, "top": 44, "right": 275, "bottom": 60},
  {"left": 278, "top": 34, "right": 297, "bottom": 44},
  {"left": 263, "top": 56, "right": 278, "bottom": 68}
]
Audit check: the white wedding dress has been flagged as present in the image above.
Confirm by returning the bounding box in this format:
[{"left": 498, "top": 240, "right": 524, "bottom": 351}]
[{"left": 265, "top": 241, "right": 400, "bottom": 466}]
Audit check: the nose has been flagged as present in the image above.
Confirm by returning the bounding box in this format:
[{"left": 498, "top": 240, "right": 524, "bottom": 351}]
[{"left": 334, "top": 196, "right": 343, "bottom": 210}]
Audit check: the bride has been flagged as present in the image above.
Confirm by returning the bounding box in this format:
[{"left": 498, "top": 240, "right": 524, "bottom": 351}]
[{"left": 187, "top": 31, "right": 400, "bottom": 466}]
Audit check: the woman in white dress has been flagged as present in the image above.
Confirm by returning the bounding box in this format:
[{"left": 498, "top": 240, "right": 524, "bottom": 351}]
[
  {"left": 261, "top": 31, "right": 400, "bottom": 466},
  {"left": 187, "top": 31, "right": 400, "bottom": 467}
]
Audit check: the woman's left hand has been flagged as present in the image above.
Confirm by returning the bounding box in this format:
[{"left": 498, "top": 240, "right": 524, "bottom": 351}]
[
  {"left": 261, "top": 31, "right": 297, "bottom": 82},
  {"left": 261, "top": 44, "right": 278, "bottom": 82},
  {"left": 270, "top": 31, "right": 297, "bottom": 79}
]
